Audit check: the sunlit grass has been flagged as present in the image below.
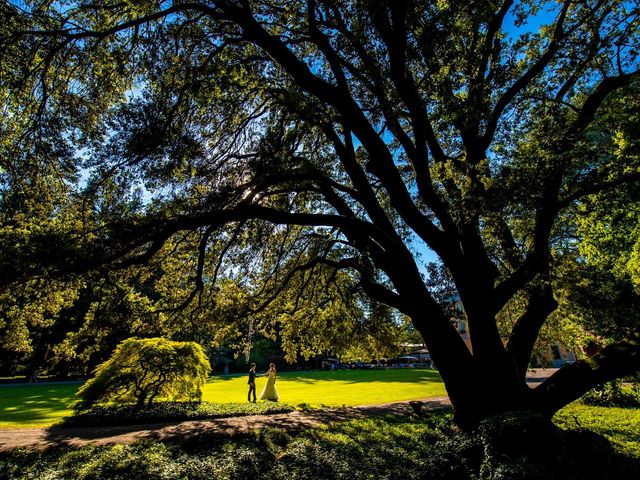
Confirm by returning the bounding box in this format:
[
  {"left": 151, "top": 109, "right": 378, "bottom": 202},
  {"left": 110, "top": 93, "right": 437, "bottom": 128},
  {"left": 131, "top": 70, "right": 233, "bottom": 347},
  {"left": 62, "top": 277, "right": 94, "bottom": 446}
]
[
  {"left": 0, "top": 369, "right": 445, "bottom": 428},
  {"left": 0, "top": 383, "right": 79, "bottom": 428},
  {"left": 554, "top": 403, "right": 640, "bottom": 458},
  {"left": 201, "top": 368, "right": 447, "bottom": 407}
]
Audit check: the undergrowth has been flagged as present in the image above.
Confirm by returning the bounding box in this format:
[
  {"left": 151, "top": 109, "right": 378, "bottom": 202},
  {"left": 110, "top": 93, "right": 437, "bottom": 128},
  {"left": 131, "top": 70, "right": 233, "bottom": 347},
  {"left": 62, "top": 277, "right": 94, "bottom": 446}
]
[
  {"left": 61, "top": 401, "right": 294, "bottom": 428},
  {"left": 1, "top": 406, "right": 639, "bottom": 480}
]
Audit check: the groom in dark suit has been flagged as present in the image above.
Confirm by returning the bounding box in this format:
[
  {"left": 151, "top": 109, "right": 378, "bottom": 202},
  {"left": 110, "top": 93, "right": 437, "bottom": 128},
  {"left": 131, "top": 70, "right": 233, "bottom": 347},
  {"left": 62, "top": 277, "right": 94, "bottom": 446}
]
[{"left": 248, "top": 363, "right": 257, "bottom": 402}]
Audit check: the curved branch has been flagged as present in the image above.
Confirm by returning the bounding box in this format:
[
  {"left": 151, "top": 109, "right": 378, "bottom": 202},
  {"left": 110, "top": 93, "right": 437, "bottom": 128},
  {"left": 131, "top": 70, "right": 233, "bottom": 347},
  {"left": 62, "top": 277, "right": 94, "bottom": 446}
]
[
  {"left": 531, "top": 331, "right": 640, "bottom": 416},
  {"left": 505, "top": 282, "right": 558, "bottom": 379},
  {"left": 474, "top": 1, "right": 514, "bottom": 95},
  {"left": 359, "top": 277, "right": 409, "bottom": 315},
  {"left": 567, "top": 70, "right": 639, "bottom": 138},
  {"left": 559, "top": 171, "right": 640, "bottom": 209},
  {"left": 19, "top": 3, "right": 220, "bottom": 41}
]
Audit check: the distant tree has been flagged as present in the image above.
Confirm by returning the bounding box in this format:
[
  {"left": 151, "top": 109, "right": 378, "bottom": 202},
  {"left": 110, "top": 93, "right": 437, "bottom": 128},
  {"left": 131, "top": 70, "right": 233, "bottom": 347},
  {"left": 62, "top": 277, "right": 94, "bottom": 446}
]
[{"left": 76, "top": 338, "right": 211, "bottom": 410}]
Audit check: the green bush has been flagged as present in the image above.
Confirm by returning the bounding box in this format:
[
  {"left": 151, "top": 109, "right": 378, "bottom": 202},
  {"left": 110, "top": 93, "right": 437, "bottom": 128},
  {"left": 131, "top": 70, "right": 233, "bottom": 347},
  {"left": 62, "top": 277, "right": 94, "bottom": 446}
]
[
  {"left": 474, "top": 410, "right": 640, "bottom": 480},
  {"left": 580, "top": 380, "right": 640, "bottom": 408},
  {"left": 62, "top": 401, "right": 294, "bottom": 427},
  {"left": 76, "top": 338, "right": 211, "bottom": 410}
]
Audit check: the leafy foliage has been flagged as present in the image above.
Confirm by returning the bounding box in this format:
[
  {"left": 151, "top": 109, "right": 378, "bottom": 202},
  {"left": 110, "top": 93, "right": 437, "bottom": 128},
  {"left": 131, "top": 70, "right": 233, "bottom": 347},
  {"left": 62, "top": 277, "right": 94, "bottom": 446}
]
[
  {"left": 549, "top": 82, "right": 640, "bottom": 346},
  {"left": 1, "top": 408, "right": 640, "bottom": 480},
  {"left": 76, "top": 338, "right": 211, "bottom": 409},
  {"left": 64, "top": 401, "right": 293, "bottom": 428},
  {"left": 580, "top": 380, "right": 640, "bottom": 408}
]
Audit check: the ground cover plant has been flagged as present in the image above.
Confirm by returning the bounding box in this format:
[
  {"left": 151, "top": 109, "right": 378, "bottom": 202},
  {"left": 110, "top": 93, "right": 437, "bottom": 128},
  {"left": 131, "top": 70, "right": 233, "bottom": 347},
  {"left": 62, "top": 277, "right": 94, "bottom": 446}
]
[
  {"left": 0, "top": 405, "right": 638, "bottom": 480},
  {"left": 62, "top": 401, "right": 294, "bottom": 428},
  {"left": 0, "top": 369, "right": 446, "bottom": 428}
]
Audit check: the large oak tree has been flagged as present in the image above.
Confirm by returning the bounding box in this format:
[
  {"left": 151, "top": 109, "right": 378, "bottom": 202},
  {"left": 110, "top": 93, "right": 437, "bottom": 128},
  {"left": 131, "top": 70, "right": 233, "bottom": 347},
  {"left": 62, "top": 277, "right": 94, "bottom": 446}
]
[{"left": 1, "top": 0, "right": 640, "bottom": 428}]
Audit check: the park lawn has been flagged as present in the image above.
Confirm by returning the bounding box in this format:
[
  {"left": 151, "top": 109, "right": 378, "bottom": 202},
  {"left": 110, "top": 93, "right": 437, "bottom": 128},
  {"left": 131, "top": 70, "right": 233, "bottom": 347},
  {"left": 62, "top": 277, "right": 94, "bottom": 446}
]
[
  {"left": 201, "top": 368, "right": 447, "bottom": 406},
  {"left": 0, "top": 369, "right": 445, "bottom": 428},
  {"left": 0, "top": 383, "right": 80, "bottom": 428},
  {"left": 553, "top": 403, "right": 640, "bottom": 458}
]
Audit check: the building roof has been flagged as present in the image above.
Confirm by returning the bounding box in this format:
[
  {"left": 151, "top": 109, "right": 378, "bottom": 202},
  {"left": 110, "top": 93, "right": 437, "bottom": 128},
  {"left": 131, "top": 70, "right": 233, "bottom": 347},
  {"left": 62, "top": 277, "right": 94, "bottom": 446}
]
[{"left": 410, "top": 348, "right": 430, "bottom": 354}]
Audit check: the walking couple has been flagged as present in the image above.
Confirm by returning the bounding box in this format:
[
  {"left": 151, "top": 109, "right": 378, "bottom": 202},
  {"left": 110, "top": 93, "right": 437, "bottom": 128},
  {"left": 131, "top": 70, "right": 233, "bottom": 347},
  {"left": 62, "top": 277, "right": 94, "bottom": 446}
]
[{"left": 247, "top": 362, "right": 279, "bottom": 402}]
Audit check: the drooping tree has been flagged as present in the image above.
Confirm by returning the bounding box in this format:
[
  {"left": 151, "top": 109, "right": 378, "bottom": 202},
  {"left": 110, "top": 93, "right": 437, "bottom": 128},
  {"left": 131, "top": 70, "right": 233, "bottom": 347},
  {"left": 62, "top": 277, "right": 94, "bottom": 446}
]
[
  {"left": 1, "top": 0, "right": 639, "bottom": 429},
  {"left": 76, "top": 337, "right": 211, "bottom": 409}
]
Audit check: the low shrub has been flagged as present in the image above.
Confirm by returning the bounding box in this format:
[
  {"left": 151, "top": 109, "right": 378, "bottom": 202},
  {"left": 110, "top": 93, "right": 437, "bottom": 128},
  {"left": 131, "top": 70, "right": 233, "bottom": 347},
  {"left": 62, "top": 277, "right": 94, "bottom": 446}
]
[
  {"left": 474, "top": 410, "right": 640, "bottom": 480},
  {"left": 77, "top": 338, "right": 211, "bottom": 410},
  {"left": 2, "top": 408, "right": 639, "bottom": 480},
  {"left": 60, "top": 401, "right": 294, "bottom": 428},
  {"left": 580, "top": 380, "right": 640, "bottom": 408}
]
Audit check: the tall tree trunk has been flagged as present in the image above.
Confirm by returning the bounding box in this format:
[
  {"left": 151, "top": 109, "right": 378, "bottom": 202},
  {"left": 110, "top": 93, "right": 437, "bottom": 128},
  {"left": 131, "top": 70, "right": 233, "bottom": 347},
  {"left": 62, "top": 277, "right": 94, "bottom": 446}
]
[
  {"left": 134, "top": 390, "right": 148, "bottom": 411},
  {"left": 411, "top": 307, "right": 527, "bottom": 430},
  {"left": 437, "top": 253, "right": 529, "bottom": 429}
]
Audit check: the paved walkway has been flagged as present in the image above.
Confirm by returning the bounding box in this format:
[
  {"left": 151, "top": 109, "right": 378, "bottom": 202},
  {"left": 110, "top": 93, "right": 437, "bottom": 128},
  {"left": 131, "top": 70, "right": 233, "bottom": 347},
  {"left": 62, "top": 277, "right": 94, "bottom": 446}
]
[{"left": 0, "top": 398, "right": 451, "bottom": 451}]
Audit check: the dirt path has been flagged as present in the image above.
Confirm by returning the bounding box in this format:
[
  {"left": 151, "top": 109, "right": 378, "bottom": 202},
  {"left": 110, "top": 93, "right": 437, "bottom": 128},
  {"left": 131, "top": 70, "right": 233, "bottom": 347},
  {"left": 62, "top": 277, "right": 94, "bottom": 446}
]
[{"left": 0, "top": 397, "right": 451, "bottom": 451}]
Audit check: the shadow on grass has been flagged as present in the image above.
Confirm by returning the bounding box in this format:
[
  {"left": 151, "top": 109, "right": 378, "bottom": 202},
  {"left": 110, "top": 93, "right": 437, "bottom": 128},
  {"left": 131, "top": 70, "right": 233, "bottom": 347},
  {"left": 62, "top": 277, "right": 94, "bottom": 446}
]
[
  {"left": 0, "top": 385, "right": 77, "bottom": 426},
  {"left": 34, "top": 400, "right": 451, "bottom": 450}
]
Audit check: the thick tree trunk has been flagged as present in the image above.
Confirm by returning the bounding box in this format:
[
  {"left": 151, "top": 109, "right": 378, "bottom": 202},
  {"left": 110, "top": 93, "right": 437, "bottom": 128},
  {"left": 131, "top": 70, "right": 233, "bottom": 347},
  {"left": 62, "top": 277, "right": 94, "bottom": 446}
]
[
  {"left": 436, "top": 359, "right": 532, "bottom": 431},
  {"left": 411, "top": 311, "right": 529, "bottom": 430},
  {"left": 435, "top": 255, "right": 530, "bottom": 429},
  {"left": 433, "top": 332, "right": 640, "bottom": 430},
  {"left": 414, "top": 266, "right": 639, "bottom": 430},
  {"left": 134, "top": 387, "right": 148, "bottom": 411}
]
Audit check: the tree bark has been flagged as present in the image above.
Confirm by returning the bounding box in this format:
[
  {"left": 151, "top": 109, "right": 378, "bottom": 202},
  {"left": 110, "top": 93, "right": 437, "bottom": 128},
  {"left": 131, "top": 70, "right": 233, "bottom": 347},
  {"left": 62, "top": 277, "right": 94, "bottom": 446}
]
[{"left": 506, "top": 283, "right": 558, "bottom": 379}]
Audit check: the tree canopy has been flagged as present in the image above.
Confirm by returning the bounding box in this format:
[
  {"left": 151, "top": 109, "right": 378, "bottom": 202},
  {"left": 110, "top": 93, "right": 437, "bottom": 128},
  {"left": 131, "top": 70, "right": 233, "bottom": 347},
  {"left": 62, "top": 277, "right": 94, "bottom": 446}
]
[{"left": 1, "top": 0, "right": 639, "bottom": 428}]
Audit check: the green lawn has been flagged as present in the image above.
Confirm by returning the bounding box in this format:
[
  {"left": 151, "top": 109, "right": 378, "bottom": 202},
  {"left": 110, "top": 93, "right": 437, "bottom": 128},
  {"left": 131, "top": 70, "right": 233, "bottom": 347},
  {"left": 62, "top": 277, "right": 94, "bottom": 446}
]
[
  {"left": 202, "top": 368, "right": 446, "bottom": 406},
  {"left": 0, "top": 383, "right": 79, "bottom": 428},
  {"left": 553, "top": 403, "right": 640, "bottom": 458},
  {"left": 0, "top": 369, "right": 446, "bottom": 428}
]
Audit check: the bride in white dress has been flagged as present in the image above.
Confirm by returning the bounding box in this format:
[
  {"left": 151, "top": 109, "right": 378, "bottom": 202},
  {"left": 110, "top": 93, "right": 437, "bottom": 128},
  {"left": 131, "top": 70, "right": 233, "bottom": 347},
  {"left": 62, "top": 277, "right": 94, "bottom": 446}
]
[{"left": 259, "top": 363, "right": 279, "bottom": 401}]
